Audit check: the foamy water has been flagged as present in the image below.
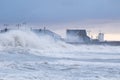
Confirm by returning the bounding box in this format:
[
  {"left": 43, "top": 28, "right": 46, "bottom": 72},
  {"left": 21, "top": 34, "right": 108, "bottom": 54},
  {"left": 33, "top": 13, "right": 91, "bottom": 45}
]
[
  {"left": 0, "top": 29, "right": 120, "bottom": 80},
  {"left": 0, "top": 29, "right": 119, "bottom": 52}
]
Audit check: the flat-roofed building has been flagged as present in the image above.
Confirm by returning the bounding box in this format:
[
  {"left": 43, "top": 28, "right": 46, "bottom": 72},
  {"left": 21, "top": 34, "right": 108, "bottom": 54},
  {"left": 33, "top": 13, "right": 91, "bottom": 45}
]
[{"left": 66, "top": 29, "right": 90, "bottom": 43}]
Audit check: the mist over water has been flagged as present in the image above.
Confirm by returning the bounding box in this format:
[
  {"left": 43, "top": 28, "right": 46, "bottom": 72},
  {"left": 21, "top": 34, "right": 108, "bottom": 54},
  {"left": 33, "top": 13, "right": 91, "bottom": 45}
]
[
  {"left": 0, "top": 29, "right": 119, "bottom": 53},
  {"left": 0, "top": 29, "right": 120, "bottom": 80},
  {"left": 0, "top": 0, "right": 120, "bottom": 79}
]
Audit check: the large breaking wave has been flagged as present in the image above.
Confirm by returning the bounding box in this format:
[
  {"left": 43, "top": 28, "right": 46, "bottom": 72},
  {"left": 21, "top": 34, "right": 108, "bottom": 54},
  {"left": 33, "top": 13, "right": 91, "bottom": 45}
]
[
  {"left": 0, "top": 29, "right": 74, "bottom": 53},
  {"left": 0, "top": 29, "right": 120, "bottom": 53},
  {"left": 0, "top": 29, "right": 120, "bottom": 80}
]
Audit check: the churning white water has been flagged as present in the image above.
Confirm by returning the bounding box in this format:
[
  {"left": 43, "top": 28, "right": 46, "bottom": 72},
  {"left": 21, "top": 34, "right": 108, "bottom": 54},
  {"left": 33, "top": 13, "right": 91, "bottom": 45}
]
[
  {"left": 0, "top": 29, "right": 119, "bottom": 52},
  {"left": 0, "top": 30, "right": 73, "bottom": 51},
  {"left": 0, "top": 29, "right": 120, "bottom": 80}
]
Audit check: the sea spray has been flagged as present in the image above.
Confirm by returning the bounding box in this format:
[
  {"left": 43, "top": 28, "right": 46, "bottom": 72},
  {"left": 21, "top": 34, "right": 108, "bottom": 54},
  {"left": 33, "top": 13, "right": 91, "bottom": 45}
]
[{"left": 0, "top": 29, "right": 119, "bottom": 54}]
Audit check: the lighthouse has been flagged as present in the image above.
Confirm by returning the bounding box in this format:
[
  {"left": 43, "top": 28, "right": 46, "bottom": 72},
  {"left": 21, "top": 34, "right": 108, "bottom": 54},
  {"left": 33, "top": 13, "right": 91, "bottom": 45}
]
[{"left": 98, "top": 33, "right": 104, "bottom": 42}]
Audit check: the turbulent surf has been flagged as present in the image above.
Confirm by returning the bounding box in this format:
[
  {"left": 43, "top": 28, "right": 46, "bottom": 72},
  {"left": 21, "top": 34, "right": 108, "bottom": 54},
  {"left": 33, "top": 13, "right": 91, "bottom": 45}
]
[{"left": 0, "top": 30, "right": 120, "bottom": 80}]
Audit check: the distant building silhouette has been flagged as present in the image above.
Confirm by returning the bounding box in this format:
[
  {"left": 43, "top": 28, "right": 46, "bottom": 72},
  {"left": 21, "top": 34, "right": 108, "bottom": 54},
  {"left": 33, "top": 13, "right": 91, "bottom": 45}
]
[
  {"left": 66, "top": 29, "right": 90, "bottom": 43},
  {"left": 98, "top": 33, "right": 104, "bottom": 42}
]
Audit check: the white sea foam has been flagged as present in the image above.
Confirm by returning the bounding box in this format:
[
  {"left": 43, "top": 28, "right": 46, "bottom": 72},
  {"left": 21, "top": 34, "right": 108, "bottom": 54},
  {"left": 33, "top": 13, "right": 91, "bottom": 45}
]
[
  {"left": 0, "top": 29, "right": 120, "bottom": 80},
  {"left": 0, "top": 29, "right": 120, "bottom": 53}
]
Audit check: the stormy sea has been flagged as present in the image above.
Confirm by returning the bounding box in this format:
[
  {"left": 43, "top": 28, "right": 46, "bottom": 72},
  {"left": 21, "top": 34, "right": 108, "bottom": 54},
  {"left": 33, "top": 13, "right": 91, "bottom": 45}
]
[{"left": 0, "top": 29, "right": 120, "bottom": 80}]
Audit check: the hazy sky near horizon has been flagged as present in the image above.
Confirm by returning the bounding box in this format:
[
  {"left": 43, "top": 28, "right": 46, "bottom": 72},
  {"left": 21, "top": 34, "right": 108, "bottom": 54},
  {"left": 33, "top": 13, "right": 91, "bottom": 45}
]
[{"left": 0, "top": 0, "right": 120, "bottom": 40}]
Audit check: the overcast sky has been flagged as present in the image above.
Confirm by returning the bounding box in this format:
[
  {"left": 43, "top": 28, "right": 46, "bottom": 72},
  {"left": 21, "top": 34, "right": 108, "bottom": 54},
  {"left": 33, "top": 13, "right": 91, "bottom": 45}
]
[{"left": 0, "top": 0, "right": 120, "bottom": 23}]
